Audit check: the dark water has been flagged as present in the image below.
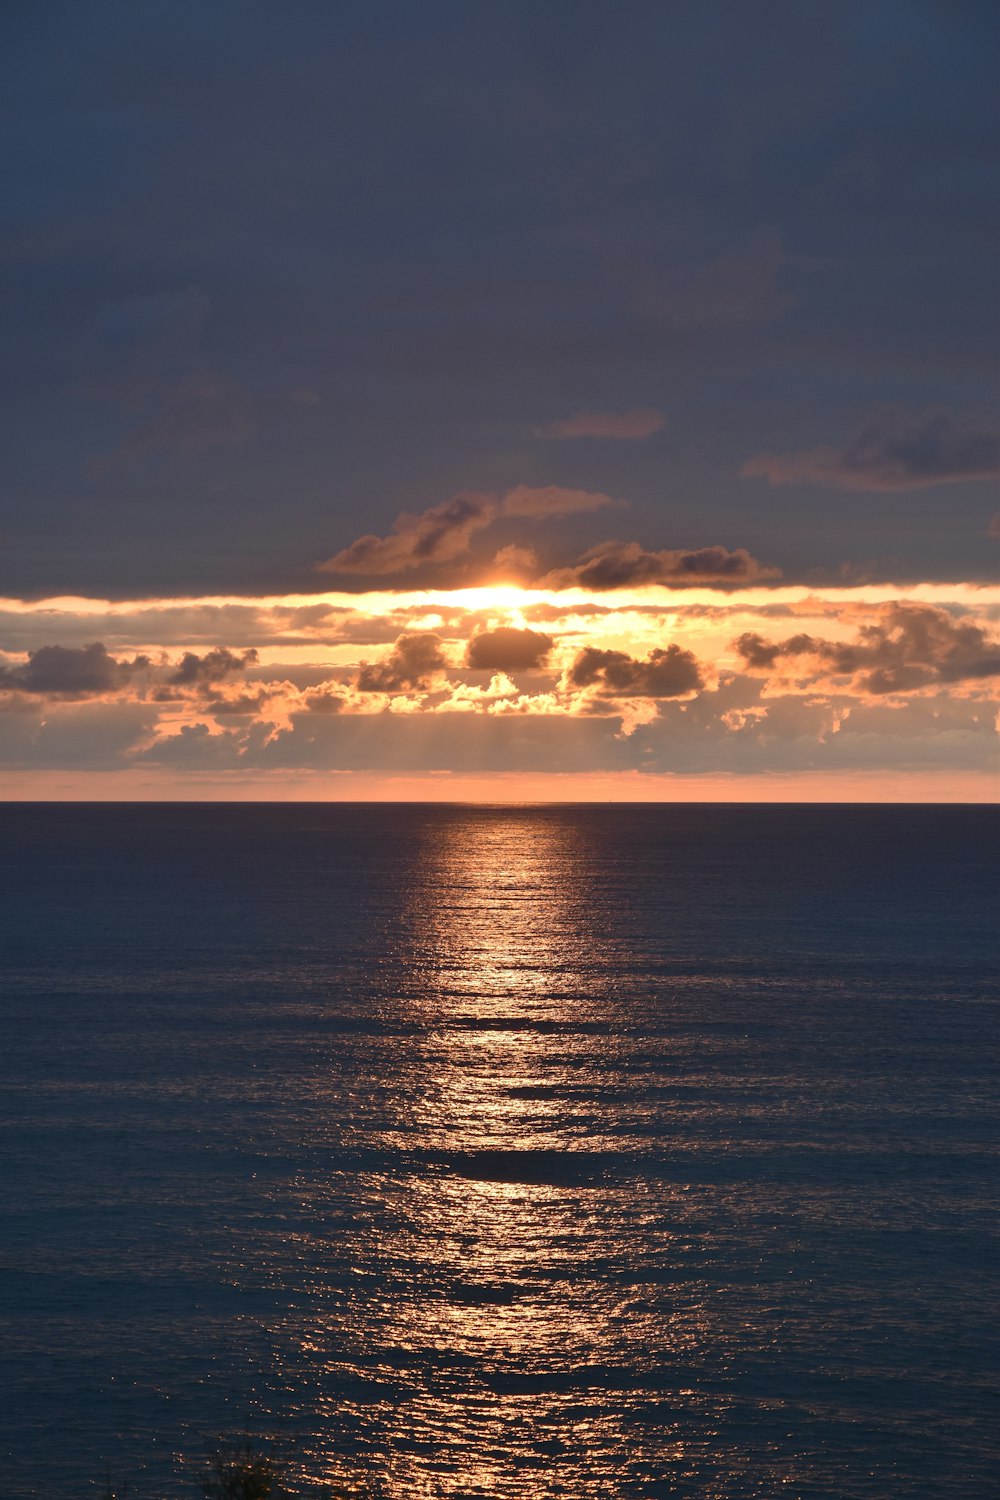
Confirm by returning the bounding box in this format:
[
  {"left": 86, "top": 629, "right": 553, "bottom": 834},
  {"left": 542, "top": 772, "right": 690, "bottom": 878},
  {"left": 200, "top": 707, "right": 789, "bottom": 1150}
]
[{"left": 0, "top": 804, "right": 996, "bottom": 1499}]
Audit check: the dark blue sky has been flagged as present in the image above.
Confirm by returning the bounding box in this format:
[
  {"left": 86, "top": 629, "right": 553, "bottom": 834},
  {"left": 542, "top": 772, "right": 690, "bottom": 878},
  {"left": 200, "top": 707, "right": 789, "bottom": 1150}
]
[{"left": 2, "top": 0, "right": 997, "bottom": 598}]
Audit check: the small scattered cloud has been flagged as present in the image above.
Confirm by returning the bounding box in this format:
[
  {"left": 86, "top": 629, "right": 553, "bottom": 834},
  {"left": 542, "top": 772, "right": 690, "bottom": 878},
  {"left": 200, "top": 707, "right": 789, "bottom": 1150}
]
[
  {"left": 467, "top": 627, "right": 553, "bottom": 672},
  {"left": 318, "top": 486, "right": 616, "bottom": 577},
  {"left": 319, "top": 493, "right": 496, "bottom": 576},
  {"left": 567, "top": 644, "right": 703, "bottom": 698},
  {"left": 355, "top": 632, "right": 449, "bottom": 692},
  {"left": 538, "top": 409, "right": 665, "bottom": 441},
  {"left": 542, "top": 540, "right": 779, "bottom": 589},
  {"left": 734, "top": 602, "right": 1000, "bottom": 693},
  {"left": 742, "top": 406, "right": 1000, "bottom": 492},
  {"left": 167, "top": 647, "right": 259, "bottom": 686},
  {"left": 501, "top": 485, "right": 617, "bottom": 518},
  {"left": 166, "top": 648, "right": 257, "bottom": 687}
]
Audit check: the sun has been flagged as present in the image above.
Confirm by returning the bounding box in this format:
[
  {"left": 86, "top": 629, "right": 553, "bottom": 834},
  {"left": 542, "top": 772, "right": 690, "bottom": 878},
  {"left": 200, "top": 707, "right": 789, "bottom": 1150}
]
[{"left": 438, "top": 583, "right": 539, "bottom": 613}]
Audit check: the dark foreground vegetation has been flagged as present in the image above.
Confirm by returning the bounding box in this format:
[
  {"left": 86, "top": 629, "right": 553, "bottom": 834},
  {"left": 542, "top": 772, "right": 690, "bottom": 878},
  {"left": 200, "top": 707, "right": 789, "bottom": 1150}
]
[{"left": 101, "top": 1438, "right": 370, "bottom": 1499}]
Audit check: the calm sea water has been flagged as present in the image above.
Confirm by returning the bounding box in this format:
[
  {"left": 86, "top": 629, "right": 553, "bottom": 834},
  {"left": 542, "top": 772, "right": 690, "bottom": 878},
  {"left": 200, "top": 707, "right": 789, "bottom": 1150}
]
[{"left": 0, "top": 804, "right": 996, "bottom": 1499}]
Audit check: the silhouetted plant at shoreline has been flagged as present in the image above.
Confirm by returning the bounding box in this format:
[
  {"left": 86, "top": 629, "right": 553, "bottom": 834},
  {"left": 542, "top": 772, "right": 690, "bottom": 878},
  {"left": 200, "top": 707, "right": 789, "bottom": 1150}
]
[
  {"left": 100, "top": 1437, "right": 373, "bottom": 1499},
  {"left": 198, "top": 1439, "right": 277, "bottom": 1500}
]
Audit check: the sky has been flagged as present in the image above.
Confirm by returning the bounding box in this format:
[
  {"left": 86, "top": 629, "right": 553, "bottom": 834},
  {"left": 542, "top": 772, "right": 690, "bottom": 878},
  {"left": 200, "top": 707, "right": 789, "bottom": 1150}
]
[{"left": 1, "top": 0, "right": 997, "bottom": 799}]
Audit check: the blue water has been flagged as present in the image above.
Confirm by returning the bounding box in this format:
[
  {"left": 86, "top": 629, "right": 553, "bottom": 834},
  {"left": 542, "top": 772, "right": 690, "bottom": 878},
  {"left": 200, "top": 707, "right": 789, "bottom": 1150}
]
[{"left": 0, "top": 804, "right": 996, "bottom": 1498}]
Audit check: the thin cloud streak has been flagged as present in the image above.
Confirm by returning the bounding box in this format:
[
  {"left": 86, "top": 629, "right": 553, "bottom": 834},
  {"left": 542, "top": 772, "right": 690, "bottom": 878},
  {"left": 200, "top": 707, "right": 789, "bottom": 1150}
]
[{"left": 538, "top": 409, "right": 665, "bottom": 440}]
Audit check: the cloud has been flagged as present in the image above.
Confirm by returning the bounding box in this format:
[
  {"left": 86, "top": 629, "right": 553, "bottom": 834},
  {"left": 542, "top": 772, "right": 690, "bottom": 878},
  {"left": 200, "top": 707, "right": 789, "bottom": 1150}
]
[
  {"left": 355, "top": 632, "right": 449, "bottom": 692},
  {"left": 317, "top": 486, "right": 616, "bottom": 577},
  {"left": 492, "top": 543, "right": 538, "bottom": 576},
  {"left": 0, "top": 642, "right": 150, "bottom": 698},
  {"left": 167, "top": 647, "right": 259, "bottom": 686},
  {"left": 567, "top": 644, "right": 703, "bottom": 698},
  {"left": 542, "top": 540, "right": 779, "bottom": 589},
  {"left": 466, "top": 627, "right": 553, "bottom": 672},
  {"left": 319, "top": 493, "right": 496, "bottom": 576},
  {"left": 538, "top": 409, "right": 664, "bottom": 440},
  {"left": 743, "top": 406, "right": 1000, "bottom": 491},
  {"left": 734, "top": 603, "right": 1000, "bottom": 693},
  {"left": 501, "top": 485, "right": 616, "bottom": 518}
]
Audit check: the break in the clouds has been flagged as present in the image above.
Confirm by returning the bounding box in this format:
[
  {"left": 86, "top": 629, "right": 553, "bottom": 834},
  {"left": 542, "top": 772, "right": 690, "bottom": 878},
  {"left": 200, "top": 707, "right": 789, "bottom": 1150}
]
[
  {"left": 743, "top": 407, "right": 1000, "bottom": 493},
  {"left": 539, "top": 410, "right": 665, "bottom": 441}
]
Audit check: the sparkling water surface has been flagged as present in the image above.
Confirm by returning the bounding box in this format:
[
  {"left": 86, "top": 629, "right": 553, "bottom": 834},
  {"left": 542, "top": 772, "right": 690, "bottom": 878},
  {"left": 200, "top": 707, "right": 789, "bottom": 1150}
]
[{"left": 0, "top": 804, "right": 996, "bottom": 1498}]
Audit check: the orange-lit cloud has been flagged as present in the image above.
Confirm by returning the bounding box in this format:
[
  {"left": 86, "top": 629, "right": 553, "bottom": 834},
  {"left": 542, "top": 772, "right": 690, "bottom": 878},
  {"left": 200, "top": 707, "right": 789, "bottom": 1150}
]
[
  {"left": 317, "top": 486, "right": 616, "bottom": 578},
  {"left": 0, "top": 577, "right": 996, "bottom": 798}
]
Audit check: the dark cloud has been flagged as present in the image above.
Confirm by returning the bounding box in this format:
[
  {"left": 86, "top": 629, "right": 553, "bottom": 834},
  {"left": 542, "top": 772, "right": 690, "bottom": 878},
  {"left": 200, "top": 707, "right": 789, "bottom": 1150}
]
[
  {"left": 539, "top": 409, "right": 665, "bottom": 440},
  {"left": 167, "top": 647, "right": 259, "bottom": 687},
  {"left": 466, "top": 627, "right": 553, "bottom": 672},
  {"left": 743, "top": 407, "right": 1000, "bottom": 492},
  {"left": 568, "top": 644, "right": 703, "bottom": 698},
  {"left": 542, "top": 541, "right": 779, "bottom": 590},
  {"left": 0, "top": 642, "right": 149, "bottom": 697},
  {"left": 734, "top": 604, "right": 1000, "bottom": 693},
  {"left": 319, "top": 494, "right": 496, "bottom": 577},
  {"left": 318, "top": 487, "right": 615, "bottom": 578},
  {"left": 355, "top": 633, "right": 449, "bottom": 692},
  {"left": 301, "top": 688, "right": 346, "bottom": 715}
]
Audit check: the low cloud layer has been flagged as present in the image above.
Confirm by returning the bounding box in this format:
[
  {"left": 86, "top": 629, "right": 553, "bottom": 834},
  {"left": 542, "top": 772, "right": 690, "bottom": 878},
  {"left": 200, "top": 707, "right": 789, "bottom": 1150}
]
[
  {"left": 0, "top": 584, "right": 995, "bottom": 787},
  {"left": 743, "top": 407, "right": 1000, "bottom": 492}
]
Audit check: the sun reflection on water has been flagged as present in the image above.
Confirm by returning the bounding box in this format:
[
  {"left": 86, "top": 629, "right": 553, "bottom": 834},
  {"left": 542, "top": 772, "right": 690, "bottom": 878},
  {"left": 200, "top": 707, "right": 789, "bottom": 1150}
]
[
  {"left": 273, "top": 813, "right": 730, "bottom": 1497},
  {"left": 257, "top": 810, "right": 758, "bottom": 1500}
]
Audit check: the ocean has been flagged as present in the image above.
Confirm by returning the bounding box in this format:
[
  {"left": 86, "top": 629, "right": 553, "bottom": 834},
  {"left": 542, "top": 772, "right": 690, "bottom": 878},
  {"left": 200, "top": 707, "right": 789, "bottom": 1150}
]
[{"left": 0, "top": 803, "right": 996, "bottom": 1498}]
